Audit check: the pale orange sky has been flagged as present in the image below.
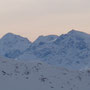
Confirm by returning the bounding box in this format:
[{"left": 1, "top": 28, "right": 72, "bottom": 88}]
[{"left": 0, "top": 0, "right": 90, "bottom": 41}]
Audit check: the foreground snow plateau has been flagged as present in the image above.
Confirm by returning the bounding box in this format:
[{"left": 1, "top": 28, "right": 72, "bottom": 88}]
[{"left": 0, "top": 56, "right": 90, "bottom": 90}]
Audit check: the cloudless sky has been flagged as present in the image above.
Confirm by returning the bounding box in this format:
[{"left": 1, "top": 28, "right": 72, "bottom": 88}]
[{"left": 0, "top": 0, "right": 90, "bottom": 41}]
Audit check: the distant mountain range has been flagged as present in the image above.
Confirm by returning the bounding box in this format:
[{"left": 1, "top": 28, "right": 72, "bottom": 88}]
[
  {"left": 0, "top": 30, "right": 90, "bottom": 70},
  {"left": 0, "top": 30, "right": 90, "bottom": 90}
]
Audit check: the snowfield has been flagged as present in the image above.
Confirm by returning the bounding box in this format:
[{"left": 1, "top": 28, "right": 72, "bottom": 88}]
[{"left": 0, "top": 56, "right": 90, "bottom": 90}]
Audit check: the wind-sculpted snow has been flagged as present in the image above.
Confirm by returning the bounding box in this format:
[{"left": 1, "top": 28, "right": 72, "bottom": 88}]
[{"left": 0, "top": 56, "right": 90, "bottom": 90}]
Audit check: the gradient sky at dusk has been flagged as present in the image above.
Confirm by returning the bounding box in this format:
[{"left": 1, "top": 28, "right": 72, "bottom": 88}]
[{"left": 0, "top": 0, "right": 90, "bottom": 41}]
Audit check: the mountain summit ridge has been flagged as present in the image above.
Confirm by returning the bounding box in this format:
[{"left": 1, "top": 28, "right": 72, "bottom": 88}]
[
  {"left": 0, "top": 30, "right": 90, "bottom": 70},
  {"left": 0, "top": 33, "right": 31, "bottom": 59},
  {"left": 0, "top": 30, "right": 90, "bottom": 90}
]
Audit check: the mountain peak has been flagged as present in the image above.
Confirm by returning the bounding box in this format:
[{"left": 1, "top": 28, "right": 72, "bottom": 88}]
[
  {"left": 68, "top": 29, "right": 89, "bottom": 36},
  {"left": 33, "top": 35, "right": 58, "bottom": 44},
  {"left": 2, "top": 33, "right": 22, "bottom": 40},
  {"left": 68, "top": 30, "right": 83, "bottom": 35},
  {"left": 4, "top": 32, "right": 15, "bottom": 36},
  {"left": 1, "top": 33, "right": 31, "bottom": 43},
  {"left": 68, "top": 29, "right": 79, "bottom": 33},
  {"left": 65, "top": 30, "right": 90, "bottom": 41},
  {"left": 0, "top": 32, "right": 32, "bottom": 59}
]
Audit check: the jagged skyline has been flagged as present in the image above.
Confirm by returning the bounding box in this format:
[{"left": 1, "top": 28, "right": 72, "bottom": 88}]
[
  {"left": 0, "top": 29, "right": 90, "bottom": 42},
  {"left": 0, "top": 0, "right": 90, "bottom": 41}
]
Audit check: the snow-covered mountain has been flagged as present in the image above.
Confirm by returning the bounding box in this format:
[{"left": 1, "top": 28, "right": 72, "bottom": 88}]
[
  {"left": 0, "top": 30, "right": 90, "bottom": 90},
  {"left": 17, "top": 35, "right": 58, "bottom": 61},
  {"left": 0, "top": 56, "right": 90, "bottom": 90},
  {"left": 0, "top": 33, "right": 31, "bottom": 59},
  {"left": 0, "top": 30, "right": 90, "bottom": 70},
  {"left": 33, "top": 35, "right": 58, "bottom": 44},
  {"left": 18, "top": 30, "right": 90, "bottom": 70}
]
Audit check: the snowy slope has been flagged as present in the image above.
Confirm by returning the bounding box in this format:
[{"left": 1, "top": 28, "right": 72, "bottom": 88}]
[
  {"left": 18, "top": 30, "right": 90, "bottom": 70},
  {"left": 0, "top": 30, "right": 90, "bottom": 70},
  {"left": 0, "top": 56, "right": 90, "bottom": 90},
  {"left": 17, "top": 35, "right": 58, "bottom": 61},
  {"left": 32, "top": 35, "right": 58, "bottom": 44},
  {"left": 0, "top": 33, "right": 31, "bottom": 59}
]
